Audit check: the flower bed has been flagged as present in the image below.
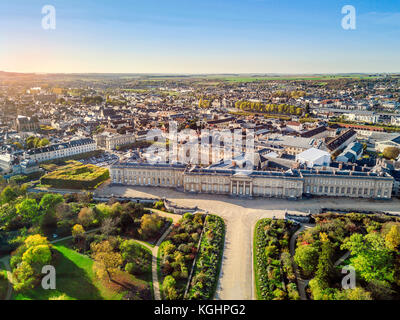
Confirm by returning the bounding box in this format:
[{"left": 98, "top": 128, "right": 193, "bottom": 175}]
[{"left": 187, "top": 215, "right": 225, "bottom": 300}]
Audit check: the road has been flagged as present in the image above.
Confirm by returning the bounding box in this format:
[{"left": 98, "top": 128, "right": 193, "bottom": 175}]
[{"left": 97, "top": 184, "right": 400, "bottom": 300}]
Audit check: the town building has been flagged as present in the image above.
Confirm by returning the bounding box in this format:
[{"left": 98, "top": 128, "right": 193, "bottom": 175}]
[
  {"left": 25, "top": 138, "right": 97, "bottom": 163},
  {"left": 94, "top": 132, "right": 136, "bottom": 150},
  {"left": 14, "top": 115, "right": 40, "bottom": 132}
]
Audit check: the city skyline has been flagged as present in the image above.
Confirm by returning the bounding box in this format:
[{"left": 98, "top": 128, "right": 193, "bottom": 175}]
[{"left": 1, "top": 0, "right": 400, "bottom": 74}]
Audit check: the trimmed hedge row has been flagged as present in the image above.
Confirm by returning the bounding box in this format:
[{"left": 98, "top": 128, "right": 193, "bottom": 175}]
[
  {"left": 40, "top": 161, "right": 109, "bottom": 190},
  {"left": 187, "top": 215, "right": 225, "bottom": 300}
]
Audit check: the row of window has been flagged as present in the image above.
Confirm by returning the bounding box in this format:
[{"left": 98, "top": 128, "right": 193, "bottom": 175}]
[{"left": 305, "top": 185, "right": 390, "bottom": 198}]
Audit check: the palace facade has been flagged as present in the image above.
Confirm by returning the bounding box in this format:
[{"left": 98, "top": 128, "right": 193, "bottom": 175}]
[
  {"left": 25, "top": 138, "right": 97, "bottom": 163},
  {"left": 110, "top": 162, "right": 394, "bottom": 200}
]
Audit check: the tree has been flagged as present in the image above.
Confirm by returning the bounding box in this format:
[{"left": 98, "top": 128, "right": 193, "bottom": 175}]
[
  {"left": 91, "top": 240, "right": 122, "bottom": 282},
  {"left": 315, "top": 233, "right": 334, "bottom": 286},
  {"left": 16, "top": 198, "right": 40, "bottom": 222},
  {"left": 334, "top": 287, "right": 373, "bottom": 300},
  {"left": 39, "top": 193, "right": 63, "bottom": 214},
  {"left": 341, "top": 233, "right": 394, "bottom": 282},
  {"left": 163, "top": 275, "right": 178, "bottom": 300},
  {"left": 1, "top": 186, "right": 18, "bottom": 203},
  {"left": 139, "top": 214, "right": 163, "bottom": 240},
  {"left": 72, "top": 224, "right": 85, "bottom": 240},
  {"left": 78, "top": 207, "right": 95, "bottom": 227},
  {"left": 38, "top": 138, "right": 50, "bottom": 147},
  {"left": 385, "top": 225, "right": 400, "bottom": 251},
  {"left": 12, "top": 234, "right": 52, "bottom": 292},
  {"left": 100, "top": 217, "right": 120, "bottom": 236},
  {"left": 294, "top": 245, "right": 319, "bottom": 275},
  {"left": 383, "top": 147, "right": 400, "bottom": 160},
  {"left": 366, "top": 280, "right": 394, "bottom": 300}
]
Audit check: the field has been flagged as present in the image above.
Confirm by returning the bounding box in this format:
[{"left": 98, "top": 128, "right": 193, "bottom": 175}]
[
  {"left": 40, "top": 161, "right": 109, "bottom": 189},
  {"left": 13, "top": 241, "right": 152, "bottom": 300},
  {"left": 220, "top": 74, "right": 381, "bottom": 83}
]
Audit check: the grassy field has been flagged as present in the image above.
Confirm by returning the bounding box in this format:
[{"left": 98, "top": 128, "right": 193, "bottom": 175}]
[
  {"left": 221, "top": 74, "right": 381, "bottom": 83},
  {"left": 0, "top": 261, "right": 8, "bottom": 300},
  {"left": 13, "top": 241, "right": 152, "bottom": 300}
]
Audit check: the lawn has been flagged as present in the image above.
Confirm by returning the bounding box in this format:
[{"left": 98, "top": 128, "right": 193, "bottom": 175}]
[
  {"left": 13, "top": 242, "right": 120, "bottom": 300},
  {"left": 13, "top": 239, "right": 153, "bottom": 300}
]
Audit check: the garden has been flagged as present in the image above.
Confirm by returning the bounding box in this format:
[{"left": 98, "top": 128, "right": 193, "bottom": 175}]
[
  {"left": 294, "top": 212, "right": 400, "bottom": 300},
  {"left": 187, "top": 214, "right": 225, "bottom": 300},
  {"left": 158, "top": 212, "right": 205, "bottom": 300},
  {"left": 254, "top": 218, "right": 300, "bottom": 300}
]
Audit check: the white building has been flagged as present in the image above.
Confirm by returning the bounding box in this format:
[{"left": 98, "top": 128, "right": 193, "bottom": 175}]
[
  {"left": 25, "top": 138, "right": 97, "bottom": 163},
  {"left": 296, "top": 148, "right": 331, "bottom": 168}
]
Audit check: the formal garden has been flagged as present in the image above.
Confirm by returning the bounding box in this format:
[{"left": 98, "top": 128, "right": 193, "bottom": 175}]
[
  {"left": 187, "top": 215, "right": 225, "bottom": 300},
  {"left": 254, "top": 218, "right": 300, "bottom": 300},
  {"left": 294, "top": 212, "right": 400, "bottom": 300},
  {"left": 39, "top": 160, "right": 109, "bottom": 190},
  {"left": 158, "top": 212, "right": 205, "bottom": 300}
]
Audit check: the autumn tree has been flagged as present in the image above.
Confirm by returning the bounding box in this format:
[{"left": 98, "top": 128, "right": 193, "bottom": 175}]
[
  {"left": 72, "top": 224, "right": 85, "bottom": 240},
  {"left": 12, "top": 235, "right": 52, "bottom": 292},
  {"left": 139, "top": 214, "right": 163, "bottom": 240},
  {"left": 91, "top": 240, "right": 122, "bottom": 282},
  {"left": 78, "top": 207, "right": 96, "bottom": 227},
  {"left": 385, "top": 225, "right": 400, "bottom": 251}
]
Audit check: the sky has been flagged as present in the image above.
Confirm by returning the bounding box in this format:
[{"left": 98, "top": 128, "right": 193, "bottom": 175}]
[{"left": 0, "top": 0, "right": 399, "bottom": 74}]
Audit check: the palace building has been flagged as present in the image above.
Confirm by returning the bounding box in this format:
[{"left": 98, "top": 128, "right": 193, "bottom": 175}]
[
  {"left": 110, "top": 162, "right": 394, "bottom": 200},
  {"left": 25, "top": 138, "right": 97, "bottom": 163}
]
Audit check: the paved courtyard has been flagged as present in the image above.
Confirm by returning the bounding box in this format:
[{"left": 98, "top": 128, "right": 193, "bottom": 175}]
[{"left": 98, "top": 184, "right": 400, "bottom": 300}]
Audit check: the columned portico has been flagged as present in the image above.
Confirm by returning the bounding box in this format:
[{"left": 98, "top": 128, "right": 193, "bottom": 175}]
[{"left": 231, "top": 175, "right": 253, "bottom": 197}]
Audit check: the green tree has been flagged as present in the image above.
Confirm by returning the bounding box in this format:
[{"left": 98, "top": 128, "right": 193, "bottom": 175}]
[
  {"left": 39, "top": 193, "right": 63, "bottom": 214},
  {"left": 163, "top": 275, "right": 178, "bottom": 300},
  {"left": 16, "top": 198, "right": 40, "bottom": 222},
  {"left": 341, "top": 233, "right": 394, "bottom": 282},
  {"left": 38, "top": 138, "right": 50, "bottom": 147},
  {"left": 294, "top": 245, "right": 319, "bottom": 275},
  {"left": 334, "top": 287, "right": 373, "bottom": 300},
  {"left": 1, "top": 186, "right": 18, "bottom": 203},
  {"left": 315, "top": 233, "right": 334, "bottom": 286}
]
